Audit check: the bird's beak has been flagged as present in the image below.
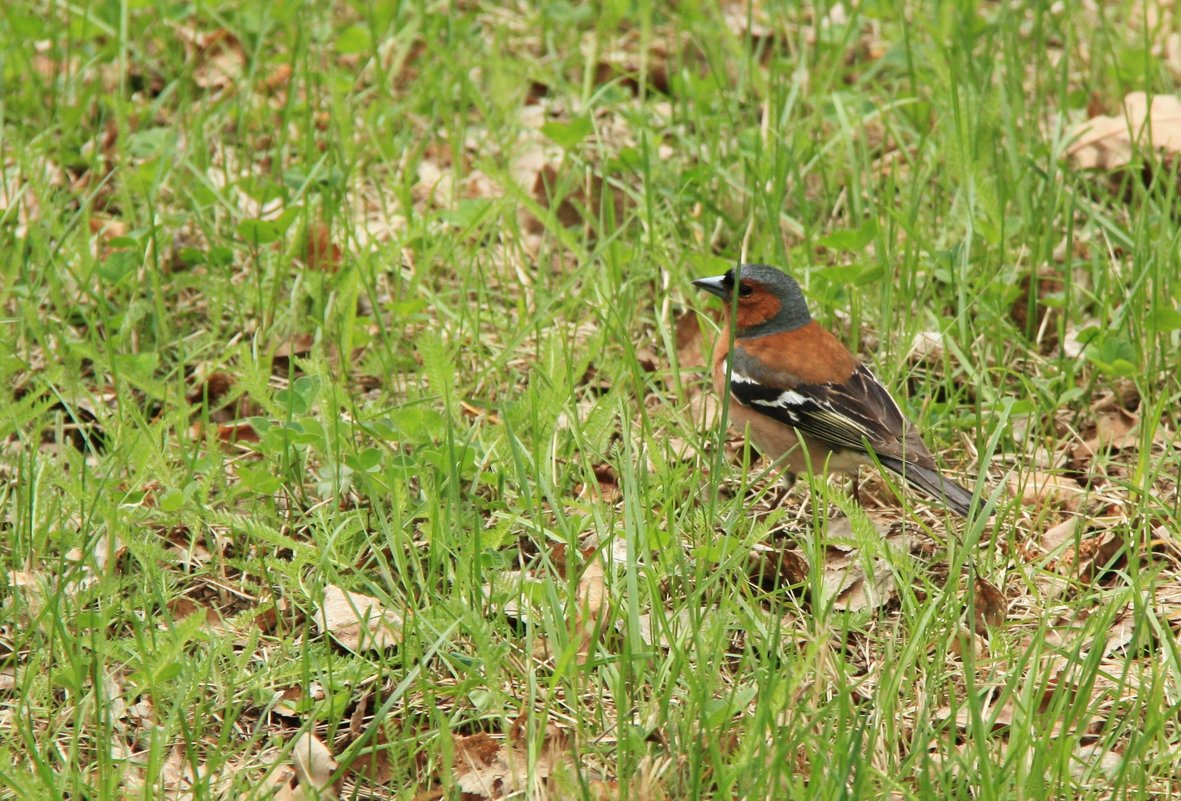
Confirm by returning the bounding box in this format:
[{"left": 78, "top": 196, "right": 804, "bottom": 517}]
[{"left": 692, "top": 274, "right": 730, "bottom": 299}]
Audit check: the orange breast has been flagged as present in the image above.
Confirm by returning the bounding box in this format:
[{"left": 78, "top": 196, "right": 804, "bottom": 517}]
[{"left": 736, "top": 322, "right": 858, "bottom": 384}]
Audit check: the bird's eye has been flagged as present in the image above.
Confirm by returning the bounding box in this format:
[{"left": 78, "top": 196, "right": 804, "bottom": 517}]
[{"left": 738, "top": 283, "right": 754, "bottom": 298}]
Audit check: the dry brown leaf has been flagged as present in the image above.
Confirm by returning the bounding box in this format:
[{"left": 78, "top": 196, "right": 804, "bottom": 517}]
[
  {"left": 1072, "top": 408, "right": 1139, "bottom": 463},
  {"left": 346, "top": 694, "right": 397, "bottom": 785},
  {"left": 1039, "top": 517, "right": 1084, "bottom": 557},
  {"left": 293, "top": 733, "right": 337, "bottom": 795},
  {"left": 674, "top": 309, "right": 711, "bottom": 371},
  {"left": 453, "top": 728, "right": 567, "bottom": 798},
  {"left": 1010, "top": 471, "right": 1085, "bottom": 509},
  {"left": 720, "top": 0, "right": 773, "bottom": 39},
  {"left": 576, "top": 463, "right": 621, "bottom": 503},
  {"left": 453, "top": 732, "right": 505, "bottom": 797},
  {"left": 586, "top": 29, "right": 678, "bottom": 95},
  {"left": 1069, "top": 743, "right": 1124, "bottom": 784},
  {"left": 302, "top": 221, "right": 343, "bottom": 273},
  {"left": 274, "top": 334, "right": 317, "bottom": 360},
  {"left": 832, "top": 557, "right": 896, "bottom": 611},
  {"left": 1077, "top": 531, "right": 1126, "bottom": 580},
  {"left": 907, "top": 330, "right": 944, "bottom": 362},
  {"left": 624, "top": 608, "right": 706, "bottom": 649},
  {"left": 262, "top": 63, "right": 294, "bottom": 93},
  {"left": 935, "top": 687, "right": 1025, "bottom": 733},
  {"left": 274, "top": 732, "right": 338, "bottom": 801},
  {"left": 188, "top": 371, "right": 236, "bottom": 410},
  {"left": 216, "top": 421, "right": 261, "bottom": 443},
  {"left": 747, "top": 543, "right": 809, "bottom": 590},
  {"left": 175, "top": 26, "right": 247, "bottom": 92},
  {"left": 1101, "top": 605, "right": 1138, "bottom": 657},
  {"left": 271, "top": 685, "right": 305, "bottom": 718},
  {"left": 971, "top": 577, "right": 1007, "bottom": 634},
  {"left": 575, "top": 551, "right": 608, "bottom": 660},
  {"left": 314, "top": 585, "right": 403, "bottom": 652},
  {"left": 1065, "top": 91, "right": 1181, "bottom": 170},
  {"left": 88, "top": 215, "right": 128, "bottom": 240},
  {"left": 1052, "top": 529, "right": 1126, "bottom": 584}
]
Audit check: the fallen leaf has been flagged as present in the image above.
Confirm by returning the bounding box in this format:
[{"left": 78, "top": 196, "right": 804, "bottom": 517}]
[
  {"left": 832, "top": 557, "right": 896, "bottom": 612},
  {"left": 674, "top": 309, "right": 711, "bottom": 371},
  {"left": 314, "top": 585, "right": 403, "bottom": 652},
  {"left": 575, "top": 551, "right": 608, "bottom": 660},
  {"left": 274, "top": 732, "right": 338, "bottom": 801},
  {"left": 453, "top": 726, "right": 569, "bottom": 798},
  {"left": 576, "top": 463, "right": 621, "bottom": 503},
  {"left": 970, "top": 577, "right": 1007, "bottom": 634},
  {"left": 188, "top": 371, "right": 236, "bottom": 410},
  {"left": 1100, "top": 605, "right": 1138, "bottom": 657},
  {"left": 274, "top": 334, "right": 317, "bottom": 360},
  {"left": 907, "top": 330, "right": 944, "bottom": 362},
  {"left": 587, "top": 29, "right": 678, "bottom": 95},
  {"left": 175, "top": 26, "right": 247, "bottom": 92},
  {"left": 215, "top": 421, "right": 260, "bottom": 443},
  {"left": 262, "top": 63, "right": 294, "bottom": 93},
  {"left": 1069, "top": 743, "right": 1124, "bottom": 784},
  {"left": 302, "top": 221, "right": 343, "bottom": 272},
  {"left": 934, "top": 687, "right": 1017, "bottom": 734},
  {"left": 1065, "top": 91, "right": 1181, "bottom": 170},
  {"left": 747, "top": 543, "right": 809, "bottom": 590},
  {"left": 88, "top": 215, "right": 128, "bottom": 240},
  {"left": 1038, "top": 517, "right": 1084, "bottom": 557},
  {"left": 1072, "top": 407, "right": 1139, "bottom": 463}
]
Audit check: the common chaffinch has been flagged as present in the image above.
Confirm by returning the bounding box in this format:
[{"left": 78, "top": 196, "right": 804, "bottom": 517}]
[{"left": 693, "top": 263, "right": 974, "bottom": 517}]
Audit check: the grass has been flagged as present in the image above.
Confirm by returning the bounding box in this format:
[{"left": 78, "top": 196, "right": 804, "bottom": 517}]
[{"left": 1, "top": 0, "right": 1180, "bottom": 798}]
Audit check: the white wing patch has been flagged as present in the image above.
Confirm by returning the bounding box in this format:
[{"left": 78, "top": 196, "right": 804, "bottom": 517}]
[{"left": 750, "top": 389, "right": 809, "bottom": 407}]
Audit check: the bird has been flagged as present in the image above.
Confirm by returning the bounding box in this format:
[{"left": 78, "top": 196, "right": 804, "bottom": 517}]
[{"left": 693, "top": 263, "right": 974, "bottom": 517}]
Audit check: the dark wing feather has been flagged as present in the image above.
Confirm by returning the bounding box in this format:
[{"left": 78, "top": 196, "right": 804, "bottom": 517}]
[
  {"left": 729, "top": 363, "right": 910, "bottom": 455},
  {"left": 729, "top": 362, "right": 976, "bottom": 516}
]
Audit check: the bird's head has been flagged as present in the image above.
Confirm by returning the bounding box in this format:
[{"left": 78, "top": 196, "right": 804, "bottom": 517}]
[{"left": 692, "top": 264, "right": 812, "bottom": 335}]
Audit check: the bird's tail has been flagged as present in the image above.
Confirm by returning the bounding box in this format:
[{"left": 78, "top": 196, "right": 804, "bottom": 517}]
[{"left": 878, "top": 456, "right": 975, "bottom": 517}]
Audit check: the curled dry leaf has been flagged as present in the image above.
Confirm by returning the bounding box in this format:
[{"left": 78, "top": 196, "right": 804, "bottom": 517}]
[
  {"left": 174, "top": 26, "right": 247, "bottom": 92},
  {"left": 831, "top": 557, "right": 895, "bottom": 612},
  {"left": 970, "top": 576, "right": 1007, "bottom": 635},
  {"left": 1065, "top": 91, "right": 1181, "bottom": 170},
  {"left": 274, "top": 732, "right": 338, "bottom": 801},
  {"left": 907, "top": 330, "right": 944, "bottom": 362},
  {"left": 746, "top": 542, "right": 809, "bottom": 590},
  {"left": 314, "top": 585, "right": 403, "bottom": 652},
  {"left": 576, "top": 463, "right": 621, "bottom": 503},
  {"left": 453, "top": 726, "right": 569, "bottom": 798},
  {"left": 575, "top": 551, "right": 608, "bottom": 661}
]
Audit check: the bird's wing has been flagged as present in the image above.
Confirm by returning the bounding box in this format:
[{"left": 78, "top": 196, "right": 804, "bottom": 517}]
[{"left": 728, "top": 361, "right": 934, "bottom": 466}]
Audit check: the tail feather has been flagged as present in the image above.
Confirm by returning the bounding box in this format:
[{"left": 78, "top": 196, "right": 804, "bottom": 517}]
[{"left": 878, "top": 456, "right": 975, "bottom": 517}]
